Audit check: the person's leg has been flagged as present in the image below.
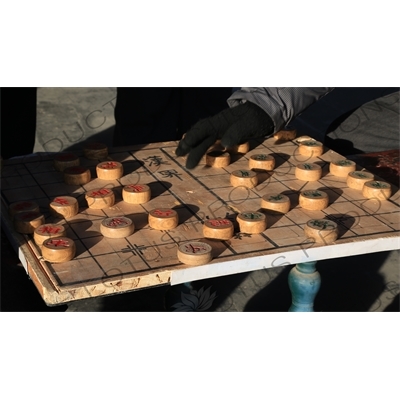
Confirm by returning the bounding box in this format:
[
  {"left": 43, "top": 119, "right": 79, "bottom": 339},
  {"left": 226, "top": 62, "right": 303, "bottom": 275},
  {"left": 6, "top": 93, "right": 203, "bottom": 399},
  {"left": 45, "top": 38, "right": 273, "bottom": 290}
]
[
  {"left": 113, "top": 88, "right": 181, "bottom": 146},
  {"left": 324, "top": 90, "right": 400, "bottom": 154},
  {"left": 288, "top": 87, "right": 399, "bottom": 147},
  {"left": 1, "top": 87, "right": 37, "bottom": 159}
]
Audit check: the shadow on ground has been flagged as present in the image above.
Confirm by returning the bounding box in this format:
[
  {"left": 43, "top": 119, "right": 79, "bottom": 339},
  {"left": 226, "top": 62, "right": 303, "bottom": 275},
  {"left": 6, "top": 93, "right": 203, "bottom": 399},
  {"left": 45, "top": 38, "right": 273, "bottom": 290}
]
[{"left": 244, "top": 251, "right": 399, "bottom": 312}]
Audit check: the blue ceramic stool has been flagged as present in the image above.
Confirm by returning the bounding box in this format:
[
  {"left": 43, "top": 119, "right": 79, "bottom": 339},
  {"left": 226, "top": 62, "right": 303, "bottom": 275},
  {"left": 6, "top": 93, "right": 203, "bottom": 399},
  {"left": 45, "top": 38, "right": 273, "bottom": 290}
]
[{"left": 288, "top": 261, "right": 321, "bottom": 312}]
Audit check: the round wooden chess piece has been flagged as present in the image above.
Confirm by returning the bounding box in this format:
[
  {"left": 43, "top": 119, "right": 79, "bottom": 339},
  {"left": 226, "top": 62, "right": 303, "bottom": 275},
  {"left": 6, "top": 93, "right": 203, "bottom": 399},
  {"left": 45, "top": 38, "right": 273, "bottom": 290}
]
[
  {"left": 203, "top": 218, "right": 234, "bottom": 240},
  {"left": 9, "top": 200, "right": 40, "bottom": 218},
  {"left": 230, "top": 170, "right": 258, "bottom": 189},
  {"left": 148, "top": 208, "right": 179, "bottom": 230},
  {"left": 64, "top": 166, "right": 91, "bottom": 185},
  {"left": 49, "top": 196, "right": 79, "bottom": 218},
  {"left": 249, "top": 154, "right": 275, "bottom": 171},
  {"left": 298, "top": 140, "right": 324, "bottom": 157},
  {"left": 122, "top": 184, "right": 152, "bottom": 204},
  {"left": 295, "top": 136, "right": 314, "bottom": 143},
  {"left": 34, "top": 224, "right": 66, "bottom": 246},
  {"left": 329, "top": 159, "right": 356, "bottom": 177},
  {"left": 362, "top": 180, "right": 392, "bottom": 201},
  {"left": 206, "top": 150, "right": 231, "bottom": 168},
  {"left": 100, "top": 216, "right": 135, "bottom": 238},
  {"left": 14, "top": 211, "right": 45, "bottom": 234},
  {"left": 53, "top": 153, "right": 80, "bottom": 172},
  {"left": 83, "top": 142, "right": 108, "bottom": 160},
  {"left": 96, "top": 161, "right": 124, "bottom": 180},
  {"left": 274, "top": 128, "right": 297, "bottom": 141},
  {"left": 228, "top": 142, "right": 250, "bottom": 154},
  {"left": 295, "top": 163, "right": 322, "bottom": 181},
  {"left": 299, "top": 190, "right": 329, "bottom": 211},
  {"left": 42, "top": 237, "right": 76, "bottom": 263},
  {"left": 236, "top": 211, "right": 267, "bottom": 234},
  {"left": 347, "top": 171, "right": 374, "bottom": 190},
  {"left": 261, "top": 193, "right": 291, "bottom": 214},
  {"left": 85, "top": 188, "right": 115, "bottom": 209},
  {"left": 177, "top": 241, "right": 213, "bottom": 266},
  {"left": 304, "top": 219, "right": 338, "bottom": 244}
]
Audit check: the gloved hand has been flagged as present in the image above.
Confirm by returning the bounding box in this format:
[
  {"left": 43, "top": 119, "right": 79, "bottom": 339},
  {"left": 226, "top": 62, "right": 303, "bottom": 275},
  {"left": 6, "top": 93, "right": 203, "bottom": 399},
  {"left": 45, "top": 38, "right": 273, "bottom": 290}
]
[{"left": 175, "top": 101, "right": 275, "bottom": 169}]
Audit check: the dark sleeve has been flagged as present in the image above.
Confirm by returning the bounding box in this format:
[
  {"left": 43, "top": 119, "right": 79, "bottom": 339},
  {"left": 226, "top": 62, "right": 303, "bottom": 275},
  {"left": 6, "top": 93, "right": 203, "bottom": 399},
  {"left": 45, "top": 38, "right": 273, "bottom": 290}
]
[{"left": 227, "top": 87, "right": 334, "bottom": 133}]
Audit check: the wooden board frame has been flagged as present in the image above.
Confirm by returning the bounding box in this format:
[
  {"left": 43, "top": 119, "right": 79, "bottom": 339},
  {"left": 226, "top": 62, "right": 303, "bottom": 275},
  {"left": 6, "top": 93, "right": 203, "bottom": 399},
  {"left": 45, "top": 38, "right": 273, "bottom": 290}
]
[{"left": 1, "top": 138, "right": 399, "bottom": 305}]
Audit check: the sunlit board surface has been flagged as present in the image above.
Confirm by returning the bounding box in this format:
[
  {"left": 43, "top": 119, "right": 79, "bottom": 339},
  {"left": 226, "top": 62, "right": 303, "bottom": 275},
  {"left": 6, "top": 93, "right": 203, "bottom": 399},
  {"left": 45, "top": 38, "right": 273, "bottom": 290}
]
[{"left": 2, "top": 137, "right": 399, "bottom": 305}]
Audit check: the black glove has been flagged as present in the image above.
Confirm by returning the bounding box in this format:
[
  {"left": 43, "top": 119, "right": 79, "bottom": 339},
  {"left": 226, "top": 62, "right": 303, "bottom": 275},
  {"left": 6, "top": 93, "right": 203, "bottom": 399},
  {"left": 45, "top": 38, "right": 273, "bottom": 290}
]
[{"left": 175, "top": 101, "right": 274, "bottom": 169}]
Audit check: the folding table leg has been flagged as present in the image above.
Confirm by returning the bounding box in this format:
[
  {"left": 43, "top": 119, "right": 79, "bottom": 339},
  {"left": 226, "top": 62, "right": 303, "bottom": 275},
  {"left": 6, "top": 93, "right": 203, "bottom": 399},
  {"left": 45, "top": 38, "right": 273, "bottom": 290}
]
[{"left": 288, "top": 261, "right": 321, "bottom": 312}]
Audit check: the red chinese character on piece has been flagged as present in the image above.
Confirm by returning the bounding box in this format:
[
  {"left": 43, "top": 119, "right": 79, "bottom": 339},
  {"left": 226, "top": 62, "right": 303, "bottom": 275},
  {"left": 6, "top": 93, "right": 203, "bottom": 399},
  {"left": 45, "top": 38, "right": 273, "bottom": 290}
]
[
  {"left": 14, "top": 202, "right": 33, "bottom": 210},
  {"left": 154, "top": 209, "right": 173, "bottom": 217},
  {"left": 48, "top": 239, "right": 69, "bottom": 247},
  {"left": 209, "top": 219, "right": 231, "bottom": 227},
  {"left": 54, "top": 197, "right": 69, "bottom": 205},
  {"left": 91, "top": 189, "right": 110, "bottom": 197},
  {"left": 107, "top": 218, "right": 128, "bottom": 227},
  {"left": 101, "top": 162, "right": 117, "bottom": 169},
  {"left": 129, "top": 185, "right": 144, "bottom": 192},
  {"left": 185, "top": 244, "right": 206, "bottom": 253},
  {"left": 39, "top": 226, "right": 62, "bottom": 234}
]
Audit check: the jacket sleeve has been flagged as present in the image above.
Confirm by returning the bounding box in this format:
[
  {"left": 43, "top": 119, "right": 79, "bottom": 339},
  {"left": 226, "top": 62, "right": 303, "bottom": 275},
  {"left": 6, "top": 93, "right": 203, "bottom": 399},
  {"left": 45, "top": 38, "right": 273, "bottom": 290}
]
[{"left": 227, "top": 87, "right": 334, "bottom": 133}]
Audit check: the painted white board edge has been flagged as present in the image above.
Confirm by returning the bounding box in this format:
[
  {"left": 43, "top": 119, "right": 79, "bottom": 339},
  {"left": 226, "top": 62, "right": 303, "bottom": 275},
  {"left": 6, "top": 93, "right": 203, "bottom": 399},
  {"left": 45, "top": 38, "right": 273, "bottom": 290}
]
[{"left": 170, "top": 236, "right": 400, "bottom": 285}]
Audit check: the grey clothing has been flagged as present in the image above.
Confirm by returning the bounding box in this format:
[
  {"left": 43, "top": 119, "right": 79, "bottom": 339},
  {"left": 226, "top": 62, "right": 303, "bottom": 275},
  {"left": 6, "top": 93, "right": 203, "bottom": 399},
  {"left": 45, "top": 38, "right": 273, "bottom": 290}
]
[
  {"left": 227, "top": 87, "right": 334, "bottom": 133},
  {"left": 327, "top": 91, "right": 399, "bottom": 153}
]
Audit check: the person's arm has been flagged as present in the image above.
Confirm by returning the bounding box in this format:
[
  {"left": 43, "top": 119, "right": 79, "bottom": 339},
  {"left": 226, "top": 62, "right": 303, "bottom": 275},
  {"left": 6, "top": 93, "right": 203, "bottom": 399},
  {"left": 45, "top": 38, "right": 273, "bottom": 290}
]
[
  {"left": 227, "top": 87, "right": 334, "bottom": 133},
  {"left": 176, "top": 87, "right": 334, "bottom": 169}
]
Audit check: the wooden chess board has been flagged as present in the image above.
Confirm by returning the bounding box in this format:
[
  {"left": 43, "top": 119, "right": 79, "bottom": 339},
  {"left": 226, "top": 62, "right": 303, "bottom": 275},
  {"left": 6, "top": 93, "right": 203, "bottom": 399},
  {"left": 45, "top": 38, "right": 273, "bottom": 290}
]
[{"left": 2, "top": 137, "right": 399, "bottom": 305}]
